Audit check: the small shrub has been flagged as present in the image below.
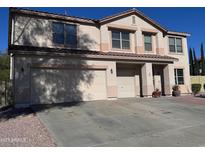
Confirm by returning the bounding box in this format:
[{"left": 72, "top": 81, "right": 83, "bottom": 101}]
[
  {"left": 0, "top": 80, "right": 13, "bottom": 107},
  {"left": 191, "top": 84, "right": 201, "bottom": 95},
  {"left": 172, "top": 85, "right": 181, "bottom": 97},
  {"left": 204, "top": 83, "right": 205, "bottom": 91},
  {"left": 152, "top": 88, "right": 161, "bottom": 98},
  {"left": 172, "top": 85, "right": 179, "bottom": 91}
]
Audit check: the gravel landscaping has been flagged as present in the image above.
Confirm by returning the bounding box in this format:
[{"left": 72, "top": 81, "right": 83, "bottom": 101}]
[{"left": 0, "top": 107, "right": 56, "bottom": 147}]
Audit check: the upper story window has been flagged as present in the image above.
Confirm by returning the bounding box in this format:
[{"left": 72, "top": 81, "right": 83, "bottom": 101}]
[
  {"left": 111, "top": 30, "right": 130, "bottom": 50},
  {"left": 169, "top": 37, "right": 182, "bottom": 53},
  {"left": 174, "top": 69, "right": 184, "bottom": 85},
  {"left": 144, "top": 34, "right": 152, "bottom": 51},
  {"left": 52, "top": 22, "right": 64, "bottom": 44},
  {"left": 52, "top": 22, "right": 77, "bottom": 48}
]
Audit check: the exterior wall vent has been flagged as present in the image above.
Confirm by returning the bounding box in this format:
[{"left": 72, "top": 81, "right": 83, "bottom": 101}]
[{"left": 132, "top": 16, "right": 136, "bottom": 25}]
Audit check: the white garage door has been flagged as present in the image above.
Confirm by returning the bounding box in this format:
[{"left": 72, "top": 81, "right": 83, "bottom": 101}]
[
  {"left": 30, "top": 68, "right": 107, "bottom": 104},
  {"left": 117, "top": 69, "right": 135, "bottom": 98}
]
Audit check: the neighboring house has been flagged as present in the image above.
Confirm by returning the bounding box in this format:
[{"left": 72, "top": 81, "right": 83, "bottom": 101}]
[{"left": 8, "top": 8, "right": 191, "bottom": 107}]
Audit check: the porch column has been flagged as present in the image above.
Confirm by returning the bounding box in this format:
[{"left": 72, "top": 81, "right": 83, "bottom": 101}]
[
  {"left": 163, "top": 64, "right": 175, "bottom": 96},
  {"left": 141, "top": 63, "right": 154, "bottom": 97}
]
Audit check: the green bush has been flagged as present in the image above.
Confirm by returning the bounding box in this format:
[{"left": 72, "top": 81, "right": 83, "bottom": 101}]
[
  {"left": 191, "top": 84, "right": 201, "bottom": 94},
  {"left": 0, "top": 54, "right": 10, "bottom": 81},
  {"left": 0, "top": 80, "right": 13, "bottom": 107}
]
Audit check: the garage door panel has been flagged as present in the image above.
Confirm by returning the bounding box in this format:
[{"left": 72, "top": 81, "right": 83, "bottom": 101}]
[
  {"left": 31, "top": 69, "right": 107, "bottom": 104},
  {"left": 117, "top": 69, "right": 135, "bottom": 98},
  {"left": 117, "top": 76, "right": 135, "bottom": 98},
  {"left": 79, "top": 70, "right": 107, "bottom": 101}
]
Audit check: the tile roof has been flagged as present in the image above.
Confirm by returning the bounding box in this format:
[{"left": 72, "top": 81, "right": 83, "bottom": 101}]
[
  {"left": 10, "top": 8, "right": 190, "bottom": 37},
  {"left": 9, "top": 45, "right": 178, "bottom": 62},
  {"left": 10, "top": 8, "right": 98, "bottom": 25}
]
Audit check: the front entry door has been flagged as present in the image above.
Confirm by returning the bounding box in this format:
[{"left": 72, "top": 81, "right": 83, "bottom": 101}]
[{"left": 153, "top": 66, "right": 165, "bottom": 95}]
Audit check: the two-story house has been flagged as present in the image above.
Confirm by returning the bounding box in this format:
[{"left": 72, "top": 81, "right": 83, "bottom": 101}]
[{"left": 8, "top": 8, "right": 191, "bottom": 107}]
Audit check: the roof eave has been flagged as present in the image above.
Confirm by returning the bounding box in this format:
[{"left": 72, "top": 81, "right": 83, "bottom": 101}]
[
  {"left": 100, "top": 9, "right": 190, "bottom": 37},
  {"left": 10, "top": 7, "right": 99, "bottom": 25},
  {"left": 99, "top": 9, "right": 167, "bottom": 33},
  {"left": 10, "top": 8, "right": 190, "bottom": 37},
  {"left": 167, "top": 31, "right": 191, "bottom": 37},
  {"left": 9, "top": 45, "right": 178, "bottom": 63},
  {"left": 11, "top": 50, "right": 176, "bottom": 63}
]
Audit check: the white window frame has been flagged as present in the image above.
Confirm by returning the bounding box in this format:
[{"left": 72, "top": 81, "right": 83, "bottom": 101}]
[
  {"left": 169, "top": 37, "right": 183, "bottom": 53},
  {"left": 174, "top": 69, "right": 184, "bottom": 85},
  {"left": 112, "top": 30, "right": 130, "bottom": 50},
  {"left": 144, "top": 34, "right": 152, "bottom": 52}
]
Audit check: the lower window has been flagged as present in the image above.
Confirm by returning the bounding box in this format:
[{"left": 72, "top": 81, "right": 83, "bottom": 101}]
[{"left": 174, "top": 69, "right": 184, "bottom": 85}]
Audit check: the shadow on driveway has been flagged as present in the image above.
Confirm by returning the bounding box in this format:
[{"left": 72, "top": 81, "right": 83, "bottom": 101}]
[{"left": 0, "top": 101, "right": 84, "bottom": 122}]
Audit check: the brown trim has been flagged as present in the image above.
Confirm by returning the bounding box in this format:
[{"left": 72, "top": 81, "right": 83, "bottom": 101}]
[
  {"left": 9, "top": 45, "right": 178, "bottom": 62},
  {"left": 31, "top": 64, "right": 107, "bottom": 70}
]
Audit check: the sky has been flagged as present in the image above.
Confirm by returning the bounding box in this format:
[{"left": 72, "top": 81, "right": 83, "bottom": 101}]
[{"left": 0, "top": 7, "right": 205, "bottom": 58}]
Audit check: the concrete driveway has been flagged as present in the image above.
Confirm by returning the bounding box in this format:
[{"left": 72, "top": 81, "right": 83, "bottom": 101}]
[{"left": 35, "top": 96, "right": 205, "bottom": 146}]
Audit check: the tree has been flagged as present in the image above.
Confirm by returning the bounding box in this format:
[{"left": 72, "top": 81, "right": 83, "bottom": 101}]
[
  {"left": 0, "top": 54, "right": 10, "bottom": 81},
  {"left": 193, "top": 48, "right": 200, "bottom": 75},
  {"left": 189, "top": 48, "right": 194, "bottom": 75},
  {"left": 201, "top": 43, "right": 205, "bottom": 75}
]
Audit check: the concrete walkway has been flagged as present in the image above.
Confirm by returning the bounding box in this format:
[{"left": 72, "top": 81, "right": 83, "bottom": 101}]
[{"left": 35, "top": 96, "right": 205, "bottom": 146}]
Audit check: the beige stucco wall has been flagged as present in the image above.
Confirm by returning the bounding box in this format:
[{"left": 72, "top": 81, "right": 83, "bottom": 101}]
[
  {"left": 100, "top": 15, "right": 163, "bottom": 54},
  {"left": 14, "top": 55, "right": 117, "bottom": 105},
  {"left": 164, "top": 36, "right": 191, "bottom": 94},
  {"left": 13, "top": 15, "right": 100, "bottom": 51}
]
